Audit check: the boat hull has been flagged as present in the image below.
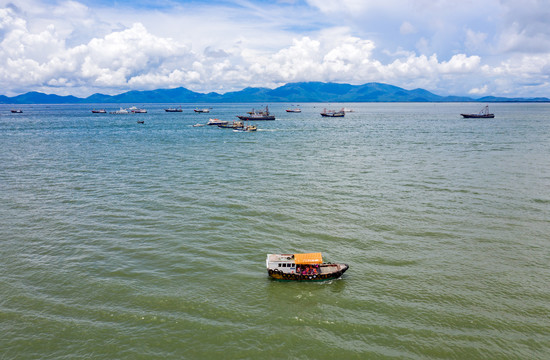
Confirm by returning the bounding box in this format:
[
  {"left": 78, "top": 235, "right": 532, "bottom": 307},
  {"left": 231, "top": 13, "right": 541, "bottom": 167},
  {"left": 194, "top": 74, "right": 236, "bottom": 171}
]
[
  {"left": 237, "top": 115, "right": 275, "bottom": 121},
  {"left": 461, "top": 114, "right": 495, "bottom": 118},
  {"left": 218, "top": 122, "right": 243, "bottom": 129},
  {"left": 267, "top": 264, "right": 349, "bottom": 281}
]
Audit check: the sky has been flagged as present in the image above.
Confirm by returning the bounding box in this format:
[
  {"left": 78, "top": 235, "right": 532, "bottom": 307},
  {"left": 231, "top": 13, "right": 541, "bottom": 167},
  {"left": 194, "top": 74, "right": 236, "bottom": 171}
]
[{"left": 1, "top": 0, "right": 550, "bottom": 98}]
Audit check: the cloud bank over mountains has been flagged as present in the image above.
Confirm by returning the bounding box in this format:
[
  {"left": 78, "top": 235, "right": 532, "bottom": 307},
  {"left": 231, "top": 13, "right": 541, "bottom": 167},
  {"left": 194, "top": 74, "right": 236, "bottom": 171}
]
[{"left": 1, "top": 0, "right": 549, "bottom": 98}]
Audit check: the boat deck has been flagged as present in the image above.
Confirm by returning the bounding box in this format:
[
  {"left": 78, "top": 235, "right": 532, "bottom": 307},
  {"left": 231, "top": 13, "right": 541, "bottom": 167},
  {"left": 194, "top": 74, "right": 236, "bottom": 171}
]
[{"left": 320, "top": 264, "right": 339, "bottom": 274}]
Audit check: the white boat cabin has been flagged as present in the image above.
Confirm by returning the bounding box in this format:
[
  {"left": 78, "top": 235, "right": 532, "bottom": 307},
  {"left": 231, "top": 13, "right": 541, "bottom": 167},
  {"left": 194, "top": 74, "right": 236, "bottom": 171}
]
[{"left": 266, "top": 253, "right": 323, "bottom": 275}]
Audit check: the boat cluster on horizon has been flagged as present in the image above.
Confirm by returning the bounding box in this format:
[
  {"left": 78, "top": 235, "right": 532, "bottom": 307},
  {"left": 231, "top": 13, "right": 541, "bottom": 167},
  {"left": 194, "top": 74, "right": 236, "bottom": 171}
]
[
  {"left": 91, "top": 106, "right": 147, "bottom": 114},
  {"left": 11, "top": 104, "right": 495, "bottom": 120}
]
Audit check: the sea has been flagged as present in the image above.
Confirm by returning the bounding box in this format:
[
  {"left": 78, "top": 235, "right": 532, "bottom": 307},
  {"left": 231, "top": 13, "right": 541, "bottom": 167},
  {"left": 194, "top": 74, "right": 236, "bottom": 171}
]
[{"left": 1, "top": 102, "right": 549, "bottom": 359}]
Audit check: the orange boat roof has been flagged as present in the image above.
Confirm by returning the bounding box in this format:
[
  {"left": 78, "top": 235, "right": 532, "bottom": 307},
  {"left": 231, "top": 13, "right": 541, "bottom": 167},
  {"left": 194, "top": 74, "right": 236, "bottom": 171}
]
[{"left": 294, "top": 253, "right": 323, "bottom": 265}]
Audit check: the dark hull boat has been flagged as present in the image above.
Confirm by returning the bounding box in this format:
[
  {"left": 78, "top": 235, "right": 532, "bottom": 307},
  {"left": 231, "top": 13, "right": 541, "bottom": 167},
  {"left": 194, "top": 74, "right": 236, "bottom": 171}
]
[
  {"left": 461, "top": 105, "right": 494, "bottom": 118},
  {"left": 165, "top": 107, "right": 183, "bottom": 112},
  {"left": 237, "top": 106, "right": 275, "bottom": 120},
  {"left": 320, "top": 108, "right": 345, "bottom": 117},
  {"left": 266, "top": 253, "right": 349, "bottom": 281}
]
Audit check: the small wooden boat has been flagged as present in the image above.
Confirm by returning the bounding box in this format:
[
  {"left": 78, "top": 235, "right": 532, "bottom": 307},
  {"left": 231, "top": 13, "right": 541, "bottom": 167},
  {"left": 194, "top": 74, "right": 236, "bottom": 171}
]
[
  {"left": 266, "top": 253, "right": 349, "bottom": 281},
  {"left": 11, "top": 109, "right": 23, "bottom": 113},
  {"left": 286, "top": 108, "right": 301, "bottom": 113},
  {"left": 320, "top": 108, "right": 345, "bottom": 117},
  {"left": 91, "top": 109, "right": 106, "bottom": 113},
  {"left": 218, "top": 121, "right": 244, "bottom": 129},
  {"left": 194, "top": 108, "right": 210, "bottom": 113},
  {"left": 136, "top": 120, "right": 145, "bottom": 124},
  {"left": 234, "top": 124, "right": 257, "bottom": 132},
  {"left": 461, "top": 105, "right": 494, "bottom": 118}
]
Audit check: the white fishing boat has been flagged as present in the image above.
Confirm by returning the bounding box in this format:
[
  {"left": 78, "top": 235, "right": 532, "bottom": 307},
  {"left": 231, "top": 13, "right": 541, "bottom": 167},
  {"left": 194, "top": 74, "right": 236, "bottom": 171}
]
[
  {"left": 165, "top": 106, "right": 183, "bottom": 112},
  {"left": 110, "top": 108, "right": 129, "bottom": 114},
  {"left": 206, "top": 118, "right": 228, "bottom": 126}
]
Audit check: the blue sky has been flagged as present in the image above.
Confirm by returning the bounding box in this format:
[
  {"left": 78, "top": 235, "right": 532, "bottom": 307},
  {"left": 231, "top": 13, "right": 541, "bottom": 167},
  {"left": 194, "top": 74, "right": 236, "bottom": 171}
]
[{"left": 1, "top": 0, "right": 550, "bottom": 97}]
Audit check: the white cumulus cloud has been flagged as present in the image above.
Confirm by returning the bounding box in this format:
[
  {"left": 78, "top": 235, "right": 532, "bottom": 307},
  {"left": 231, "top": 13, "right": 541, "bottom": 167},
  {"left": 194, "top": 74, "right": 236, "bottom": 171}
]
[{"left": 1, "top": 0, "right": 550, "bottom": 98}]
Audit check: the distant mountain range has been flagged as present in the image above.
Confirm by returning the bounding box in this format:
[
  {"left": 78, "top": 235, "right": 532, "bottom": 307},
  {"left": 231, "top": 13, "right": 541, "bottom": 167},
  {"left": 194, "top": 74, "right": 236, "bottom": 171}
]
[{"left": 1, "top": 82, "right": 548, "bottom": 104}]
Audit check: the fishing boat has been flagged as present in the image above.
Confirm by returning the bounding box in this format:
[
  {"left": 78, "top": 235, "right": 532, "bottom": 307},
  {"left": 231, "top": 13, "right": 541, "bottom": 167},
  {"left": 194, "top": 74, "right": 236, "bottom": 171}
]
[
  {"left": 91, "top": 109, "right": 106, "bottom": 113},
  {"left": 266, "top": 253, "right": 349, "bottom": 281},
  {"left": 165, "top": 106, "right": 183, "bottom": 112},
  {"left": 237, "top": 106, "right": 275, "bottom": 120},
  {"left": 109, "top": 108, "right": 129, "bottom": 114},
  {"left": 320, "top": 108, "right": 345, "bottom": 117},
  {"left": 136, "top": 120, "right": 145, "bottom": 124},
  {"left": 234, "top": 124, "right": 257, "bottom": 132},
  {"left": 218, "top": 121, "right": 244, "bottom": 129},
  {"left": 286, "top": 108, "right": 301, "bottom": 113},
  {"left": 128, "top": 106, "right": 147, "bottom": 113},
  {"left": 194, "top": 108, "right": 210, "bottom": 113},
  {"left": 11, "top": 109, "right": 23, "bottom": 113},
  {"left": 461, "top": 105, "right": 495, "bottom": 118},
  {"left": 206, "top": 118, "right": 228, "bottom": 126}
]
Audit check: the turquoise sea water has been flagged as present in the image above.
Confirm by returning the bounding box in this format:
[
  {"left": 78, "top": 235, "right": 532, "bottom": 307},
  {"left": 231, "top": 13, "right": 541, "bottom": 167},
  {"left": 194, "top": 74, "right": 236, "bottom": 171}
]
[{"left": 1, "top": 103, "right": 549, "bottom": 359}]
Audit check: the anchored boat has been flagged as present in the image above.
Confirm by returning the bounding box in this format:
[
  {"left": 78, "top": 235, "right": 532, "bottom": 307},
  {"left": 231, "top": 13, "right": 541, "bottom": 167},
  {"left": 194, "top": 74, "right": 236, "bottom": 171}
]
[
  {"left": 128, "top": 106, "right": 147, "bottom": 113},
  {"left": 206, "top": 118, "right": 228, "bottom": 126},
  {"left": 461, "top": 105, "right": 494, "bottom": 118},
  {"left": 109, "top": 108, "right": 129, "bottom": 114},
  {"left": 266, "top": 253, "right": 349, "bottom": 281},
  {"left": 237, "top": 106, "right": 275, "bottom": 120},
  {"left": 218, "top": 120, "right": 244, "bottom": 129},
  {"left": 320, "top": 108, "right": 345, "bottom": 117},
  {"left": 165, "top": 106, "right": 183, "bottom": 112}
]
